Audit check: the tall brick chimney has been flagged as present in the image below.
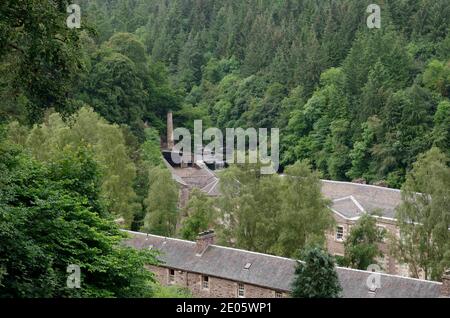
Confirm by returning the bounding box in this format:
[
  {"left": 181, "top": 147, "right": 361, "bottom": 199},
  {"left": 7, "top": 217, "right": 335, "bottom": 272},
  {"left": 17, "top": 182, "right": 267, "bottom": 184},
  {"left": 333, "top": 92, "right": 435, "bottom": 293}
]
[
  {"left": 195, "top": 230, "right": 215, "bottom": 256},
  {"left": 441, "top": 270, "right": 450, "bottom": 297},
  {"left": 167, "top": 111, "right": 174, "bottom": 150}
]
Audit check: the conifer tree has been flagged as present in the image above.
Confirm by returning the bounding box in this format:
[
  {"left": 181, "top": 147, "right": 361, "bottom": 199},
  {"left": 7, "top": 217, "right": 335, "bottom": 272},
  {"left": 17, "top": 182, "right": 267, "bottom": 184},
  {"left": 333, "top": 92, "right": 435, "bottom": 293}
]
[{"left": 292, "top": 247, "right": 342, "bottom": 298}]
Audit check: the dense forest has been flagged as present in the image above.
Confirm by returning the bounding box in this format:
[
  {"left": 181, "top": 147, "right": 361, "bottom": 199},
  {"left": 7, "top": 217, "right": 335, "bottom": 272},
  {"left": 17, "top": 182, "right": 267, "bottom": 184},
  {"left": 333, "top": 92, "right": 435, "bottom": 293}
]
[
  {"left": 0, "top": 0, "right": 449, "bottom": 297},
  {"left": 2, "top": 0, "right": 449, "bottom": 187},
  {"left": 73, "top": 0, "right": 450, "bottom": 188}
]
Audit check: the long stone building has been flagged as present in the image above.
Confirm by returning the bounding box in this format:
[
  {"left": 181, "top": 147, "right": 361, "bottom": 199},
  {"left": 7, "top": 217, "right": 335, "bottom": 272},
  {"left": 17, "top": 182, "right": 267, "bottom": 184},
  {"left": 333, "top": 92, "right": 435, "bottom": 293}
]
[
  {"left": 123, "top": 230, "right": 450, "bottom": 298},
  {"left": 163, "top": 157, "right": 413, "bottom": 277},
  {"left": 322, "top": 180, "right": 410, "bottom": 276},
  {"left": 161, "top": 112, "right": 430, "bottom": 278}
]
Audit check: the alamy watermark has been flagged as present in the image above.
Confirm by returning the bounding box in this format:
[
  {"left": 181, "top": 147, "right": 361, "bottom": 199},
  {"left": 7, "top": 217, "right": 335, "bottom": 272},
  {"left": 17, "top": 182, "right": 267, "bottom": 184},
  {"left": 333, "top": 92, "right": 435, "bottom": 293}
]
[
  {"left": 366, "top": 264, "right": 382, "bottom": 292},
  {"left": 367, "top": 4, "right": 381, "bottom": 29},
  {"left": 66, "top": 264, "right": 81, "bottom": 289},
  {"left": 67, "top": 4, "right": 81, "bottom": 29},
  {"left": 171, "top": 121, "right": 279, "bottom": 175}
]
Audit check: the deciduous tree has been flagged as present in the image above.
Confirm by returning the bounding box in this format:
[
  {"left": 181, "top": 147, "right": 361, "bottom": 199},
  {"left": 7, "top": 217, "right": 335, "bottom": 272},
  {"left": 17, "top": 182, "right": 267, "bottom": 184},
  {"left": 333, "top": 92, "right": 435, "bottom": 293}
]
[
  {"left": 394, "top": 147, "right": 450, "bottom": 280},
  {"left": 343, "top": 214, "right": 385, "bottom": 270},
  {"left": 143, "top": 166, "right": 179, "bottom": 236}
]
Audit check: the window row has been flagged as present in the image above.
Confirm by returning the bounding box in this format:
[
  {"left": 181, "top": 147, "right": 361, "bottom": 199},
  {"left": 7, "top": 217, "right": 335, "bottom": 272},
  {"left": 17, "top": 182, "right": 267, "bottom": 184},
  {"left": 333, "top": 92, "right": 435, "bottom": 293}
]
[{"left": 167, "top": 269, "right": 284, "bottom": 298}]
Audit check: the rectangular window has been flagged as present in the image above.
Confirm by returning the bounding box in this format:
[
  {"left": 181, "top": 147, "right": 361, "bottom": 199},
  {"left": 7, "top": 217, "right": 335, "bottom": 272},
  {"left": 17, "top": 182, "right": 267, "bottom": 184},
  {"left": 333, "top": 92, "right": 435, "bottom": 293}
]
[
  {"left": 237, "top": 283, "right": 245, "bottom": 298},
  {"left": 275, "top": 291, "right": 283, "bottom": 298},
  {"left": 202, "top": 276, "right": 209, "bottom": 290},
  {"left": 336, "top": 226, "right": 344, "bottom": 241},
  {"left": 168, "top": 269, "right": 175, "bottom": 284}
]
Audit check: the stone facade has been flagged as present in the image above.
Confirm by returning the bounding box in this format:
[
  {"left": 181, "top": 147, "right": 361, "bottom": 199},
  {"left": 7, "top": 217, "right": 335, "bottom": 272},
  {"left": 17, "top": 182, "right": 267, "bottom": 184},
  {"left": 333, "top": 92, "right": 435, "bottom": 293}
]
[
  {"left": 441, "top": 272, "right": 450, "bottom": 297},
  {"left": 326, "top": 213, "right": 412, "bottom": 277},
  {"left": 126, "top": 231, "right": 444, "bottom": 298},
  {"left": 148, "top": 264, "right": 287, "bottom": 298}
]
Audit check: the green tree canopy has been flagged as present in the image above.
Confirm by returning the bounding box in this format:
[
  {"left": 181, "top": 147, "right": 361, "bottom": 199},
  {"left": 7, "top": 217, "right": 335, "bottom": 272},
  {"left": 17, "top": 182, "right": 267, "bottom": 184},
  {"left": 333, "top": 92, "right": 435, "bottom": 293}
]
[
  {"left": 0, "top": 134, "right": 157, "bottom": 297},
  {"left": 0, "top": 0, "right": 86, "bottom": 122},
  {"left": 343, "top": 214, "right": 385, "bottom": 270},
  {"left": 143, "top": 166, "right": 179, "bottom": 236},
  {"left": 180, "top": 189, "right": 216, "bottom": 241},
  {"left": 24, "top": 107, "right": 140, "bottom": 227},
  {"left": 291, "top": 247, "right": 342, "bottom": 298},
  {"left": 218, "top": 160, "right": 333, "bottom": 258},
  {"left": 395, "top": 147, "right": 450, "bottom": 280}
]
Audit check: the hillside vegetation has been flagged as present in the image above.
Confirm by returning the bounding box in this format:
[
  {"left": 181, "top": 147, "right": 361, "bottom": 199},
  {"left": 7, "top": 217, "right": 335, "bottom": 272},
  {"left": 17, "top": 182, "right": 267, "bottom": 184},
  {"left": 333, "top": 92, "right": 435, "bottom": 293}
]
[
  {"left": 77, "top": 0, "right": 450, "bottom": 187},
  {"left": 0, "top": 1, "right": 449, "bottom": 296}
]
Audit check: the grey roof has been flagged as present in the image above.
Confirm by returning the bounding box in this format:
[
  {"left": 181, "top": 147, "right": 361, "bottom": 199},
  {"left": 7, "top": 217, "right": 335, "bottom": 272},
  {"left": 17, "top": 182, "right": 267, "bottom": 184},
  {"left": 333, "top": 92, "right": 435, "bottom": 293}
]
[
  {"left": 163, "top": 158, "right": 189, "bottom": 187},
  {"left": 200, "top": 178, "right": 221, "bottom": 196},
  {"left": 165, "top": 158, "right": 221, "bottom": 197},
  {"left": 123, "top": 231, "right": 442, "bottom": 298},
  {"left": 337, "top": 268, "right": 442, "bottom": 298},
  {"left": 331, "top": 196, "right": 365, "bottom": 219},
  {"left": 321, "top": 180, "right": 402, "bottom": 219},
  {"left": 165, "top": 163, "right": 402, "bottom": 217}
]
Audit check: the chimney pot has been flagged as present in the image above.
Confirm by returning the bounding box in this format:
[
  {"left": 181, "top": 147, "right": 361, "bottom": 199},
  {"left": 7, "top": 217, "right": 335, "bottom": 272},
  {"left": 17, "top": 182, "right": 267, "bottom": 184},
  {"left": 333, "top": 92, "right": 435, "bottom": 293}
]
[{"left": 195, "top": 230, "right": 215, "bottom": 256}]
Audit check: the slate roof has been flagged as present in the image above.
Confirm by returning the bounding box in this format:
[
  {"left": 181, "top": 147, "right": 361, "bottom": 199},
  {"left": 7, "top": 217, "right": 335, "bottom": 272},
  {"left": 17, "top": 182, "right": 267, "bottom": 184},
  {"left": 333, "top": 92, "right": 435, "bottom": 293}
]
[
  {"left": 331, "top": 196, "right": 365, "bottom": 219},
  {"left": 165, "top": 159, "right": 403, "bottom": 218},
  {"left": 337, "top": 268, "right": 442, "bottom": 298},
  {"left": 321, "top": 180, "right": 402, "bottom": 219},
  {"left": 201, "top": 178, "right": 221, "bottom": 196},
  {"left": 163, "top": 158, "right": 189, "bottom": 187},
  {"left": 163, "top": 158, "right": 221, "bottom": 196},
  {"left": 123, "top": 231, "right": 442, "bottom": 298}
]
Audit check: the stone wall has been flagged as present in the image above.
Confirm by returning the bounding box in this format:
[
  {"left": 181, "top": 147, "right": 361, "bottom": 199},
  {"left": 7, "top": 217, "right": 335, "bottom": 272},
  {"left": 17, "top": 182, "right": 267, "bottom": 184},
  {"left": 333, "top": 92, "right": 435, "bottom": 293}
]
[
  {"left": 326, "top": 214, "right": 412, "bottom": 277},
  {"left": 326, "top": 213, "right": 352, "bottom": 257},
  {"left": 147, "top": 265, "right": 287, "bottom": 298},
  {"left": 441, "top": 273, "right": 450, "bottom": 297}
]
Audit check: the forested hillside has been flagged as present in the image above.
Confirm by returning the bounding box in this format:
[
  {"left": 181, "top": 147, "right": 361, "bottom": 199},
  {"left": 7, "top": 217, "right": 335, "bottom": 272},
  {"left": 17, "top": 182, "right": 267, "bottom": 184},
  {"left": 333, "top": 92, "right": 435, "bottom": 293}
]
[
  {"left": 0, "top": 0, "right": 449, "bottom": 297},
  {"left": 76, "top": 0, "right": 450, "bottom": 187},
  {"left": 2, "top": 0, "right": 449, "bottom": 187},
  {"left": 0, "top": 0, "right": 181, "bottom": 297}
]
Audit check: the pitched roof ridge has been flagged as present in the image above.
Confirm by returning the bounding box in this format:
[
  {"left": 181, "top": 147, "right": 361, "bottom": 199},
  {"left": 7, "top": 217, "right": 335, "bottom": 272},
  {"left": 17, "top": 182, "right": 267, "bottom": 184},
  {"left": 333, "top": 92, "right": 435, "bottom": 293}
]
[
  {"left": 201, "top": 178, "right": 220, "bottom": 194},
  {"left": 333, "top": 195, "right": 354, "bottom": 202},
  {"left": 198, "top": 161, "right": 218, "bottom": 179},
  {"left": 208, "top": 179, "right": 220, "bottom": 195},
  {"left": 321, "top": 179, "right": 401, "bottom": 193},
  {"left": 162, "top": 157, "right": 189, "bottom": 186},
  {"left": 332, "top": 196, "right": 365, "bottom": 215},
  {"left": 123, "top": 230, "right": 196, "bottom": 245},
  {"left": 349, "top": 195, "right": 366, "bottom": 212},
  {"left": 216, "top": 236, "right": 443, "bottom": 285},
  {"left": 336, "top": 266, "right": 443, "bottom": 285},
  {"left": 124, "top": 230, "right": 295, "bottom": 262},
  {"left": 209, "top": 244, "right": 297, "bottom": 262},
  {"left": 123, "top": 231, "right": 442, "bottom": 288},
  {"left": 330, "top": 208, "right": 359, "bottom": 221}
]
